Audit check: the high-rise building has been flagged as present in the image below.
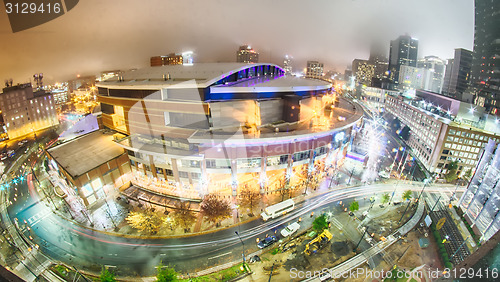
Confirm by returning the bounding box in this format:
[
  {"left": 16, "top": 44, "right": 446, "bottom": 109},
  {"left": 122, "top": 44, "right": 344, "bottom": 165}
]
[
  {"left": 368, "top": 42, "right": 389, "bottom": 87},
  {"left": 459, "top": 139, "right": 500, "bottom": 243},
  {"left": 417, "top": 56, "right": 446, "bottom": 94},
  {"left": 471, "top": 0, "right": 500, "bottom": 114},
  {"left": 352, "top": 59, "right": 375, "bottom": 86},
  {"left": 283, "top": 55, "right": 292, "bottom": 75},
  {"left": 442, "top": 48, "right": 473, "bottom": 101},
  {"left": 306, "top": 61, "right": 324, "bottom": 79},
  {"left": 398, "top": 65, "right": 424, "bottom": 91},
  {"left": 0, "top": 83, "right": 58, "bottom": 139},
  {"left": 236, "top": 45, "right": 259, "bottom": 63},
  {"left": 151, "top": 53, "right": 183, "bottom": 66},
  {"left": 388, "top": 35, "right": 418, "bottom": 88},
  {"left": 384, "top": 89, "right": 500, "bottom": 178}
]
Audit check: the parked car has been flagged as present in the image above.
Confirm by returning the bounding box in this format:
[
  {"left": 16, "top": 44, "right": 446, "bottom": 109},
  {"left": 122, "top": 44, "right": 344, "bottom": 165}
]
[
  {"left": 257, "top": 236, "right": 277, "bottom": 249},
  {"left": 280, "top": 222, "right": 300, "bottom": 237}
]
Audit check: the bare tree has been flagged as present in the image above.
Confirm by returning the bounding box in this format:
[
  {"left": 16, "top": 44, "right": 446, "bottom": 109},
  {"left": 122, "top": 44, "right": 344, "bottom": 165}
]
[
  {"left": 200, "top": 194, "right": 232, "bottom": 227},
  {"left": 238, "top": 186, "right": 261, "bottom": 216},
  {"left": 172, "top": 201, "right": 196, "bottom": 232}
]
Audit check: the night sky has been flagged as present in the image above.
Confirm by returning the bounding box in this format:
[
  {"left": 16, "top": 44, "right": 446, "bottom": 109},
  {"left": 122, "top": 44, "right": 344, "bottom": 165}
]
[{"left": 0, "top": 0, "right": 474, "bottom": 84}]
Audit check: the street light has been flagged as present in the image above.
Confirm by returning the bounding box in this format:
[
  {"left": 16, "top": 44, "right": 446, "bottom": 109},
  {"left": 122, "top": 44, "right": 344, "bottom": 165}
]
[{"left": 235, "top": 231, "right": 246, "bottom": 271}]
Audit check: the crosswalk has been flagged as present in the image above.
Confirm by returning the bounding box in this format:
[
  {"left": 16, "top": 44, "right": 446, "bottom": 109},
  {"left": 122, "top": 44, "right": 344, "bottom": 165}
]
[{"left": 330, "top": 217, "right": 343, "bottom": 230}]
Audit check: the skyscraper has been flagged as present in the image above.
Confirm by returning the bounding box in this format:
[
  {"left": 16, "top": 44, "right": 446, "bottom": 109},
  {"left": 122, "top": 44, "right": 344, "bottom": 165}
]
[
  {"left": 417, "top": 56, "right": 446, "bottom": 94},
  {"left": 471, "top": 0, "right": 500, "bottom": 114},
  {"left": 442, "top": 48, "right": 473, "bottom": 101},
  {"left": 387, "top": 35, "right": 418, "bottom": 89},
  {"left": 283, "top": 55, "right": 292, "bottom": 75},
  {"left": 236, "top": 45, "right": 259, "bottom": 63},
  {"left": 368, "top": 42, "right": 389, "bottom": 87},
  {"left": 306, "top": 61, "right": 324, "bottom": 79}
]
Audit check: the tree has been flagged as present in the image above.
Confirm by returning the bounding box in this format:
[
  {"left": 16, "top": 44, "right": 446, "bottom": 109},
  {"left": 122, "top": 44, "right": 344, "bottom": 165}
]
[
  {"left": 200, "top": 194, "right": 232, "bottom": 227},
  {"left": 238, "top": 186, "right": 261, "bottom": 216},
  {"left": 99, "top": 267, "right": 116, "bottom": 282},
  {"left": 381, "top": 193, "right": 390, "bottom": 204},
  {"left": 172, "top": 201, "right": 196, "bottom": 232},
  {"left": 349, "top": 201, "right": 359, "bottom": 212},
  {"left": 463, "top": 168, "right": 473, "bottom": 182},
  {"left": 444, "top": 160, "right": 459, "bottom": 183},
  {"left": 402, "top": 190, "right": 413, "bottom": 202},
  {"left": 126, "top": 210, "right": 164, "bottom": 234},
  {"left": 312, "top": 214, "right": 329, "bottom": 232},
  {"left": 156, "top": 262, "right": 179, "bottom": 282}
]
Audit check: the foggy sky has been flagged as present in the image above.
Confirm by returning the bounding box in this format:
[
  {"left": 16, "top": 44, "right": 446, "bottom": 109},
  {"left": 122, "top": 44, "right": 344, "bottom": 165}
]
[{"left": 0, "top": 0, "right": 474, "bottom": 84}]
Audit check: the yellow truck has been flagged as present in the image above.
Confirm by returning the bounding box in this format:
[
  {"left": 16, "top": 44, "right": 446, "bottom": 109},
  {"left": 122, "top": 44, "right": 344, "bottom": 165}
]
[{"left": 304, "top": 230, "right": 333, "bottom": 255}]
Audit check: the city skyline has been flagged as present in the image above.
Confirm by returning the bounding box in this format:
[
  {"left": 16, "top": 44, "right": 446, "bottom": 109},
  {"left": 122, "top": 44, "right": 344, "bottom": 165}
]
[{"left": 0, "top": 0, "right": 473, "bottom": 84}]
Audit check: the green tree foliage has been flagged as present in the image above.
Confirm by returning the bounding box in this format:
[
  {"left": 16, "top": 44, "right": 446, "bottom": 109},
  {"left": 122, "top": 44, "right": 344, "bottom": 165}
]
[
  {"left": 402, "top": 190, "right": 413, "bottom": 201},
  {"left": 381, "top": 193, "right": 390, "bottom": 204},
  {"left": 444, "top": 160, "right": 459, "bottom": 183},
  {"left": 156, "top": 262, "right": 179, "bottom": 282},
  {"left": 349, "top": 201, "right": 359, "bottom": 212},
  {"left": 99, "top": 267, "right": 116, "bottom": 282},
  {"left": 312, "top": 214, "right": 329, "bottom": 232}
]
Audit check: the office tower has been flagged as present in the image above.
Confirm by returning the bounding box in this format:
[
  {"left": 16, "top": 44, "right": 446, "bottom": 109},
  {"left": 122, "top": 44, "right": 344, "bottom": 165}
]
[
  {"left": 352, "top": 59, "right": 375, "bottom": 86},
  {"left": 236, "top": 45, "right": 259, "bottom": 63},
  {"left": 417, "top": 56, "right": 446, "bottom": 94},
  {"left": 306, "top": 61, "right": 324, "bottom": 79},
  {"left": 471, "top": 0, "right": 500, "bottom": 114},
  {"left": 385, "top": 89, "right": 500, "bottom": 177},
  {"left": 368, "top": 42, "right": 389, "bottom": 87},
  {"left": 387, "top": 35, "right": 418, "bottom": 88},
  {"left": 398, "top": 65, "right": 424, "bottom": 91},
  {"left": 442, "top": 48, "right": 473, "bottom": 100},
  {"left": 0, "top": 83, "right": 58, "bottom": 139},
  {"left": 283, "top": 55, "right": 292, "bottom": 75}
]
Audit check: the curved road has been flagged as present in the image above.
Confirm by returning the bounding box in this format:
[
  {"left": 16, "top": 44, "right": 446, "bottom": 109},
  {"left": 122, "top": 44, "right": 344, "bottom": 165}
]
[{"left": 6, "top": 169, "right": 457, "bottom": 277}]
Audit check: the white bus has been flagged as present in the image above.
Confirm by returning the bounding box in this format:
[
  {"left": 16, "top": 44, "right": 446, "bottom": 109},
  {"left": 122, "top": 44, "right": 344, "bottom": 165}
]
[{"left": 261, "top": 199, "right": 295, "bottom": 221}]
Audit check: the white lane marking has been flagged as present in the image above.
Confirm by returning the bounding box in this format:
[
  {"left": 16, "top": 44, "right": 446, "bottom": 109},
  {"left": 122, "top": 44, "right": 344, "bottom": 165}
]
[
  {"left": 208, "top": 251, "right": 232, "bottom": 260},
  {"left": 64, "top": 240, "right": 73, "bottom": 246}
]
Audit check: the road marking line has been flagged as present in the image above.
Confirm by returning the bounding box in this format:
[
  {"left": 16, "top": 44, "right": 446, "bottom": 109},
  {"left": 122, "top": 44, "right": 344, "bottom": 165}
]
[
  {"left": 64, "top": 240, "right": 73, "bottom": 246},
  {"left": 208, "top": 252, "right": 232, "bottom": 260}
]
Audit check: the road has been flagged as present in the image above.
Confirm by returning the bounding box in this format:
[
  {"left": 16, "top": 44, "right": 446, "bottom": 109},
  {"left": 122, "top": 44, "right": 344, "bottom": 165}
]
[{"left": 6, "top": 171, "right": 460, "bottom": 277}]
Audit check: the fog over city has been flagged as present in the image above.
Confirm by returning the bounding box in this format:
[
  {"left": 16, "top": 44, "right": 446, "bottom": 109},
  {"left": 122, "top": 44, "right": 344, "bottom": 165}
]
[{"left": 0, "top": 0, "right": 473, "bottom": 83}]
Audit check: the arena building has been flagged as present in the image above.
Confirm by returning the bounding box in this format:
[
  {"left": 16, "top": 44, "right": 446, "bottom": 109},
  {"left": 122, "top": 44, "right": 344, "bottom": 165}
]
[{"left": 96, "top": 63, "right": 363, "bottom": 205}]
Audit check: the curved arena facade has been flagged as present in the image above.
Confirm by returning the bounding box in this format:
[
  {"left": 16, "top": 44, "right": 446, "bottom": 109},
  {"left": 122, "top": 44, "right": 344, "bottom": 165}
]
[{"left": 96, "top": 63, "right": 363, "bottom": 202}]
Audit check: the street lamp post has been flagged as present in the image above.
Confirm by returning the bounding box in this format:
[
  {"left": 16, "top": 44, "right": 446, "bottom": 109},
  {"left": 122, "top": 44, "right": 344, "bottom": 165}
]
[
  {"left": 354, "top": 226, "right": 369, "bottom": 252},
  {"left": 235, "top": 231, "right": 246, "bottom": 270}
]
